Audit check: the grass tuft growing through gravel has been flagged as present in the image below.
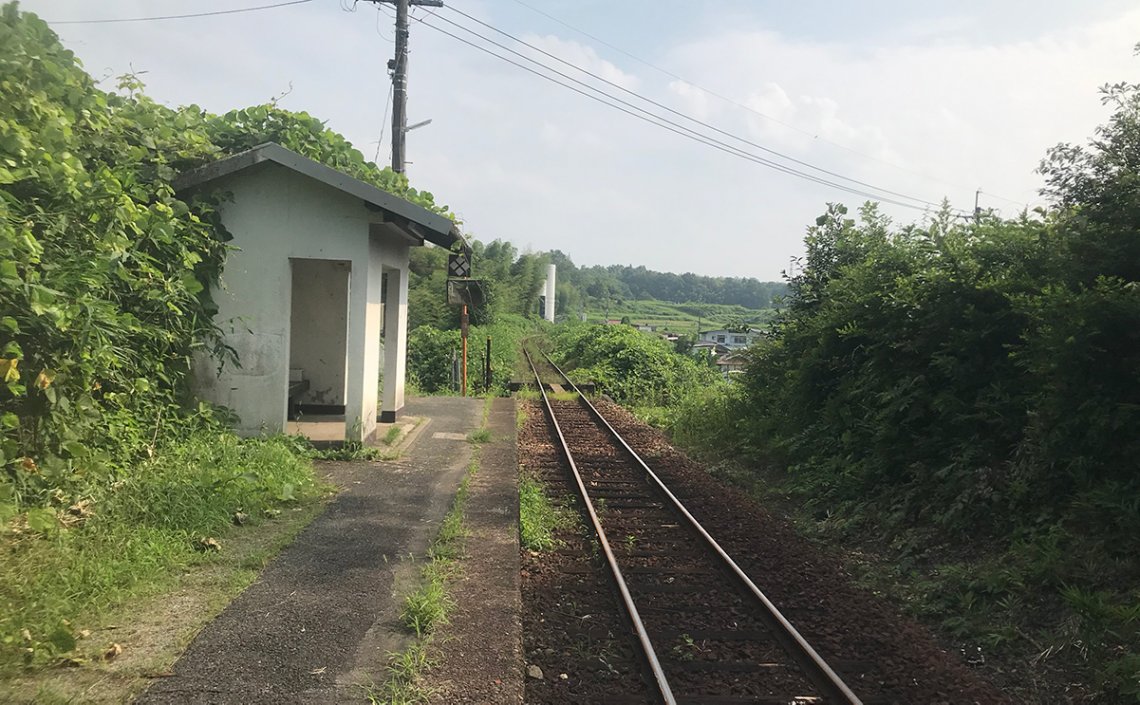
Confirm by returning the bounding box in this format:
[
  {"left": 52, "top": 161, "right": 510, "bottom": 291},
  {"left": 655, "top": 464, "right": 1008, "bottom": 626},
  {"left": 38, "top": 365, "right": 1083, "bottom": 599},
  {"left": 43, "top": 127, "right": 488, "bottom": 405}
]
[
  {"left": 466, "top": 427, "right": 492, "bottom": 444},
  {"left": 519, "top": 473, "right": 575, "bottom": 552}
]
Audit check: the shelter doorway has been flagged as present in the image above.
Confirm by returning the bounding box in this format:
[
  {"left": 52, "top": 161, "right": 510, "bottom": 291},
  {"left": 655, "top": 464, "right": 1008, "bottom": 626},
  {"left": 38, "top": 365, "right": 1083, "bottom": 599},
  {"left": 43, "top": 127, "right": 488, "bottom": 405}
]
[{"left": 286, "top": 258, "right": 350, "bottom": 442}]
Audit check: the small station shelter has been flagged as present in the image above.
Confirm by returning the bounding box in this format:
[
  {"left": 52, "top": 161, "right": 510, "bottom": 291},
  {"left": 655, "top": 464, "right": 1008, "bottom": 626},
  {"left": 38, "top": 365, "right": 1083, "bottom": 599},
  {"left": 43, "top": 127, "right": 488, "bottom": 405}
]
[{"left": 175, "top": 143, "right": 461, "bottom": 443}]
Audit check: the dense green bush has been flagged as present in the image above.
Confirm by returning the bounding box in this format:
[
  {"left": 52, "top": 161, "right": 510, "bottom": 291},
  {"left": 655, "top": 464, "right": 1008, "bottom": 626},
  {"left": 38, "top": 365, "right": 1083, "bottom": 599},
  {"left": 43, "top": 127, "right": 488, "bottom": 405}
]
[
  {"left": 731, "top": 94, "right": 1140, "bottom": 541},
  {"left": 407, "top": 315, "right": 538, "bottom": 395},
  {"left": 551, "top": 323, "right": 721, "bottom": 409},
  {"left": 0, "top": 6, "right": 228, "bottom": 510}
]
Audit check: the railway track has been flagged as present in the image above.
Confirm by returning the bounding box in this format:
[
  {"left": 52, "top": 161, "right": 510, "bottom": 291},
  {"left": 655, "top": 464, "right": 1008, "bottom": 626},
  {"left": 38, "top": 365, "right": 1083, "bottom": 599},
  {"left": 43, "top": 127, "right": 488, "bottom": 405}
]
[{"left": 524, "top": 350, "right": 863, "bottom": 705}]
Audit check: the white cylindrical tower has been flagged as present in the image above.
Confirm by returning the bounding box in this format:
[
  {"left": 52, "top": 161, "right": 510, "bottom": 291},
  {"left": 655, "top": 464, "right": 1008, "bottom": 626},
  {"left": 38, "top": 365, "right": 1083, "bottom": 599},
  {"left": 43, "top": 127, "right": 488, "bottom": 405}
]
[{"left": 544, "top": 264, "right": 556, "bottom": 322}]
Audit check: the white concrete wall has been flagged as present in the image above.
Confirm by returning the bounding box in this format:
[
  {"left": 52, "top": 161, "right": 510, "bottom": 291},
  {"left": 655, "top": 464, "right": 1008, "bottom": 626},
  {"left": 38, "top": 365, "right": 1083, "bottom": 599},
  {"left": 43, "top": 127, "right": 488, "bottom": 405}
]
[
  {"left": 288, "top": 259, "right": 349, "bottom": 405},
  {"left": 192, "top": 163, "right": 413, "bottom": 442}
]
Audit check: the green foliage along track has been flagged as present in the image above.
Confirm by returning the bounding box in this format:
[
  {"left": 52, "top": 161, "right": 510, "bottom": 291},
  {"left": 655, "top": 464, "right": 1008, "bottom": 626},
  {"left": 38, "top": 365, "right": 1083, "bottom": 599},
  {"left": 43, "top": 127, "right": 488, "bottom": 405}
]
[{"left": 666, "top": 80, "right": 1140, "bottom": 699}]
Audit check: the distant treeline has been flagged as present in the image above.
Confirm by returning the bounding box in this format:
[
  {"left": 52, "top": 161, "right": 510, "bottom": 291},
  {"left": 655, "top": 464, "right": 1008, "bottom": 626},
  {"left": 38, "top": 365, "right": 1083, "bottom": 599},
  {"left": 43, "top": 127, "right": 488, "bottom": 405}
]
[
  {"left": 408, "top": 245, "right": 786, "bottom": 331},
  {"left": 548, "top": 251, "right": 787, "bottom": 312}
]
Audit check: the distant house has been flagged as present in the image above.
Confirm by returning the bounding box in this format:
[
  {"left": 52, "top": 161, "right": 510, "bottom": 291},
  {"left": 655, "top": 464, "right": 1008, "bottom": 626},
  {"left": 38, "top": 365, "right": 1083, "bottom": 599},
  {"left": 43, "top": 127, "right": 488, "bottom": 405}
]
[
  {"left": 635, "top": 323, "right": 656, "bottom": 333},
  {"left": 715, "top": 352, "right": 748, "bottom": 379},
  {"left": 697, "top": 328, "right": 761, "bottom": 350},
  {"left": 691, "top": 341, "right": 729, "bottom": 356},
  {"left": 175, "top": 143, "right": 461, "bottom": 443},
  {"left": 605, "top": 318, "right": 623, "bottom": 325}
]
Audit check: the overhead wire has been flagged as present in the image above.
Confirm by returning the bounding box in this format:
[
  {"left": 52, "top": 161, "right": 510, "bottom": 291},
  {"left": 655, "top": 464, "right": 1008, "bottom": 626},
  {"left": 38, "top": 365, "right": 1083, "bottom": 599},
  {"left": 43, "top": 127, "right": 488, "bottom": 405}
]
[
  {"left": 374, "top": 3, "right": 394, "bottom": 41},
  {"left": 51, "top": 0, "right": 314, "bottom": 25},
  {"left": 496, "top": 0, "right": 1027, "bottom": 209},
  {"left": 374, "top": 81, "right": 394, "bottom": 165},
  {"left": 411, "top": 11, "right": 957, "bottom": 213},
  {"left": 441, "top": 4, "right": 950, "bottom": 211},
  {"left": 414, "top": 10, "right": 959, "bottom": 213}
]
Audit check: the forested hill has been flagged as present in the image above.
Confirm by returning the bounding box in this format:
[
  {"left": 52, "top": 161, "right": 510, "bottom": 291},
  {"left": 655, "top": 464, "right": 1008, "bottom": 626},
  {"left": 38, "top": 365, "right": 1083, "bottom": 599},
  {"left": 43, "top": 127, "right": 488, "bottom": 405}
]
[{"left": 547, "top": 251, "right": 787, "bottom": 310}]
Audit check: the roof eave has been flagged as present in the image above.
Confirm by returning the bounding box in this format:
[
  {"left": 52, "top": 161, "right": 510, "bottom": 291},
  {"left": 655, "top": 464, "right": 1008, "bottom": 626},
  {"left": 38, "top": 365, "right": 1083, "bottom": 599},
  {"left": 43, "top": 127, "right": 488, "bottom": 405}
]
[{"left": 174, "top": 142, "right": 461, "bottom": 249}]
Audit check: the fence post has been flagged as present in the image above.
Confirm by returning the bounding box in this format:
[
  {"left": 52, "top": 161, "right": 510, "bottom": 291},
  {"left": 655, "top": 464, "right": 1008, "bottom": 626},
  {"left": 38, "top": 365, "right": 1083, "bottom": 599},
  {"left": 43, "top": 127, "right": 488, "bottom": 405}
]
[{"left": 485, "top": 336, "right": 492, "bottom": 392}]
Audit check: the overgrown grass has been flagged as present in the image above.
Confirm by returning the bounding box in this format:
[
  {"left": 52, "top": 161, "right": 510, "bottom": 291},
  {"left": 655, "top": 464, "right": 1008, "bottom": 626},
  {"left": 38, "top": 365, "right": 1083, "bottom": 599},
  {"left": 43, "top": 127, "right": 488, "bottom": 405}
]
[
  {"left": 0, "top": 432, "right": 318, "bottom": 673},
  {"left": 371, "top": 454, "right": 477, "bottom": 703},
  {"left": 304, "top": 440, "right": 387, "bottom": 461},
  {"left": 401, "top": 467, "right": 470, "bottom": 635},
  {"left": 519, "top": 474, "right": 574, "bottom": 552}
]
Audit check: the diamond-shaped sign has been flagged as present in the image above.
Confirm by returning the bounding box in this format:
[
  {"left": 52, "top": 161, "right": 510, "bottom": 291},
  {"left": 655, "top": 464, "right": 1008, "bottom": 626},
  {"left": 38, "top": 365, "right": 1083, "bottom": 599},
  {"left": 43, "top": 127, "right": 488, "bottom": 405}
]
[{"left": 448, "top": 253, "right": 471, "bottom": 279}]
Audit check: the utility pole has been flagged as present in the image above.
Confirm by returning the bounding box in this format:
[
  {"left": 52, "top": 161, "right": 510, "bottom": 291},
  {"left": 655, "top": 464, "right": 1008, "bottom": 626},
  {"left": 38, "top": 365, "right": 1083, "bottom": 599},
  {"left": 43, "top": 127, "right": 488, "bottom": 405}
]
[{"left": 363, "top": 0, "right": 442, "bottom": 173}]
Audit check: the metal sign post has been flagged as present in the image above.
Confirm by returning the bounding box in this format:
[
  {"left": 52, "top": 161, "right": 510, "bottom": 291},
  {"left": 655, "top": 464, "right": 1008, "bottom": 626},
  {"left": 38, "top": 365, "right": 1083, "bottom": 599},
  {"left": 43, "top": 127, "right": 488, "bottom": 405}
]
[
  {"left": 485, "top": 336, "right": 492, "bottom": 392},
  {"left": 447, "top": 268, "right": 485, "bottom": 399},
  {"left": 460, "top": 304, "right": 469, "bottom": 397}
]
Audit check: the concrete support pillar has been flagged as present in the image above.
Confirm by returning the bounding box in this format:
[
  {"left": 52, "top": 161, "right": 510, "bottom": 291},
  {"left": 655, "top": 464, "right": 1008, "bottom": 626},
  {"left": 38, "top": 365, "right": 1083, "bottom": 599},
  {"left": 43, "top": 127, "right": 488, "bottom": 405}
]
[
  {"left": 362, "top": 245, "right": 384, "bottom": 433},
  {"left": 380, "top": 264, "right": 408, "bottom": 422},
  {"left": 344, "top": 262, "right": 372, "bottom": 443}
]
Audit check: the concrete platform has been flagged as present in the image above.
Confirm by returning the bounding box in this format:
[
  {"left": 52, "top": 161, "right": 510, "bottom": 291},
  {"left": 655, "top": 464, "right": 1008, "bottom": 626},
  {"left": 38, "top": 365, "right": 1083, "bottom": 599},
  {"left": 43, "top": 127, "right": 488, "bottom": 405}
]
[
  {"left": 286, "top": 414, "right": 422, "bottom": 446},
  {"left": 424, "top": 397, "right": 523, "bottom": 704},
  {"left": 136, "top": 396, "right": 485, "bottom": 705}
]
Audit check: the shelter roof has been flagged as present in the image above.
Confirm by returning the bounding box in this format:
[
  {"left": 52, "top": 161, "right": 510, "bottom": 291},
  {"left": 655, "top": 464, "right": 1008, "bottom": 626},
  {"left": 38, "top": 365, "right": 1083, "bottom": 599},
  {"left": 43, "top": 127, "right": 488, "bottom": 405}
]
[{"left": 173, "top": 142, "right": 462, "bottom": 249}]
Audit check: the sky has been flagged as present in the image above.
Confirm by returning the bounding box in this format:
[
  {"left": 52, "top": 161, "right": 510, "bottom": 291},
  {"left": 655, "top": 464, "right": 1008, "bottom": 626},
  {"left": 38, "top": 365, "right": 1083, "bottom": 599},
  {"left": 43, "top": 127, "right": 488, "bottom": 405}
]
[{"left": 21, "top": 0, "right": 1140, "bottom": 280}]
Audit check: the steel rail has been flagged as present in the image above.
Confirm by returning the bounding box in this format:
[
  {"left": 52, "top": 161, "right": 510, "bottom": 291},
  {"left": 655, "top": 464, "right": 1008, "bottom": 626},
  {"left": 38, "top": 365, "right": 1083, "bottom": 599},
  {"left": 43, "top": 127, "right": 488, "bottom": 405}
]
[
  {"left": 523, "top": 350, "right": 677, "bottom": 705},
  {"left": 541, "top": 352, "right": 864, "bottom": 705}
]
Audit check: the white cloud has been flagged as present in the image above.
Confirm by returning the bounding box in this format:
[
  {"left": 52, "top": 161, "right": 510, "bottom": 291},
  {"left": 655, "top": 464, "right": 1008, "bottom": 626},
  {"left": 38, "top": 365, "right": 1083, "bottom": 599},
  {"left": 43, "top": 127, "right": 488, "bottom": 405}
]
[
  {"left": 667, "top": 80, "right": 715, "bottom": 121},
  {"left": 521, "top": 34, "right": 639, "bottom": 91}
]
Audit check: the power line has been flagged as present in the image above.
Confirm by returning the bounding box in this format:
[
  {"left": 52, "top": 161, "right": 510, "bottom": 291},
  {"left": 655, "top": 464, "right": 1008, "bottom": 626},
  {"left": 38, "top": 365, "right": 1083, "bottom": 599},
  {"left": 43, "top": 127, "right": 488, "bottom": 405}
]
[
  {"left": 416, "top": 11, "right": 960, "bottom": 213},
  {"left": 417, "top": 12, "right": 946, "bottom": 211},
  {"left": 374, "top": 3, "right": 394, "bottom": 41},
  {"left": 51, "top": 0, "right": 314, "bottom": 25},
  {"left": 441, "top": 4, "right": 948, "bottom": 211},
  {"left": 374, "top": 81, "right": 394, "bottom": 164},
  {"left": 412, "top": 13, "right": 957, "bottom": 213},
  {"left": 497, "top": 0, "right": 1027, "bottom": 208}
]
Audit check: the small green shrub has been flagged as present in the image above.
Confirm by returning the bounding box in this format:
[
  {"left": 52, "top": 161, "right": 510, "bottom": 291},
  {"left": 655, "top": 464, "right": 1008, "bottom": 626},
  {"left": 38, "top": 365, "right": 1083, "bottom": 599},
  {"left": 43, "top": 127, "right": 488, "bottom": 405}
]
[
  {"left": 466, "top": 428, "right": 492, "bottom": 444},
  {"left": 381, "top": 425, "right": 402, "bottom": 446},
  {"left": 401, "top": 567, "right": 454, "bottom": 638}
]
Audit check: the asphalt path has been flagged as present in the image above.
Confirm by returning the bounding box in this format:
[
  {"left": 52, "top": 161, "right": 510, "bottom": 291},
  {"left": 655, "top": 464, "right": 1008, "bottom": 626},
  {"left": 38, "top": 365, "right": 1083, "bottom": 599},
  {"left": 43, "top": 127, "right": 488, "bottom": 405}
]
[{"left": 135, "top": 397, "right": 483, "bottom": 705}]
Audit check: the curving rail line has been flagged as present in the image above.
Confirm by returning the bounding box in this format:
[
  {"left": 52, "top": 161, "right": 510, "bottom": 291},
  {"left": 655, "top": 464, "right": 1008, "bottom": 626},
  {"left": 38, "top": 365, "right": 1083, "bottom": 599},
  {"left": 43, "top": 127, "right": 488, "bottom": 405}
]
[{"left": 524, "top": 349, "right": 863, "bottom": 705}]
